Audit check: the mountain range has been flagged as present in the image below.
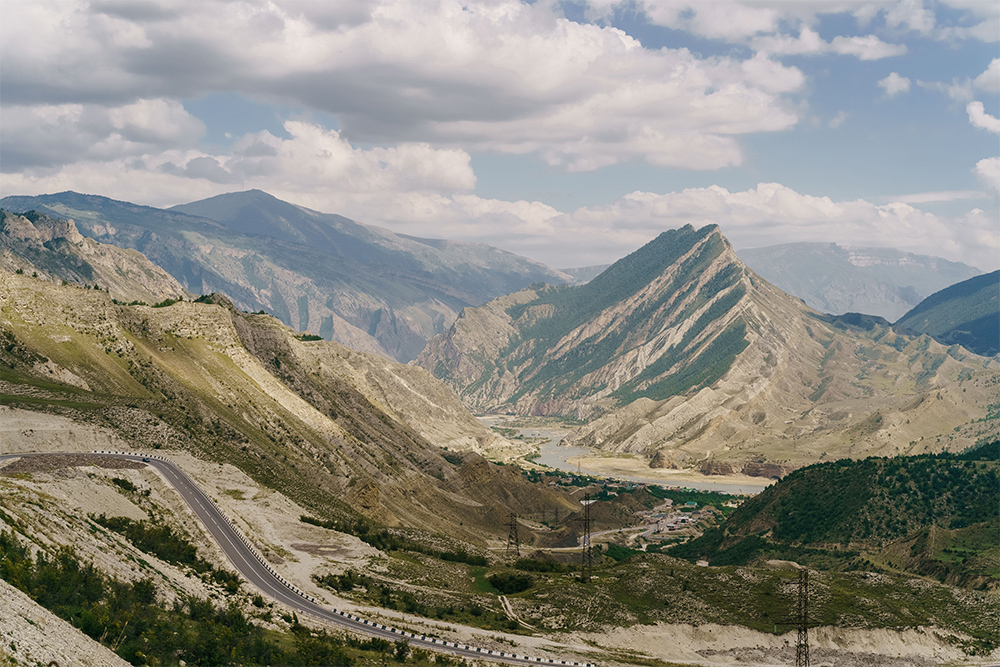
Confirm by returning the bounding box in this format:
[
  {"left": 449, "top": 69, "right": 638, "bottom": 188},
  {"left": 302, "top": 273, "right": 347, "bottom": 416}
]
[
  {"left": 737, "top": 241, "right": 982, "bottom": 322},
  {"left": 418, "top": 225, "right": 999, "bottom": 474},
  {"left": 3, "top": 193, "right": 999, "bottom": 666},
  {"left": 3, "top": 190, "right": 998, "bottom": 479},
  {"left": 2, "top": 190, "right": 987, "bottom": 358},
  {"left": 0, "top": 190, "right": 569, "bottom": 362}
]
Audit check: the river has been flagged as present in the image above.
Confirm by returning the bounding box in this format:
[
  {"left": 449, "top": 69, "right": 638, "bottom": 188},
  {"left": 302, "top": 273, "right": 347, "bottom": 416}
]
[{"left": 520, "top": 428, "right": 768, "bottom": 495}]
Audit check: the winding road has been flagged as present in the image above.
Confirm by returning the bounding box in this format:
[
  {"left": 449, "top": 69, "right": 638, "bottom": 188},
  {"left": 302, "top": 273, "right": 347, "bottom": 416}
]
[{"left": 0, "top": 450, "right": 595, "bottom": 667}]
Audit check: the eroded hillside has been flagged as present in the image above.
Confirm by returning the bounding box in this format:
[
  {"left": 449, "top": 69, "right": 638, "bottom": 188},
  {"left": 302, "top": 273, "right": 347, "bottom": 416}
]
[
  {"left": 0, "top": 209, "right": 186, "bottom": 304},
  {"left": 418, "top": 225, "right": 1000, "bottom": 474},
  {"left": 0, "top": 270, "right": 574, "bottom": 543}
]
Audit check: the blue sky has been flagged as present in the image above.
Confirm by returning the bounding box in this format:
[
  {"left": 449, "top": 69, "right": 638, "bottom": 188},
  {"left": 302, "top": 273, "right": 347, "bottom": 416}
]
[{"left": 1, "top": 0, "right": 997, "bottom": 269}]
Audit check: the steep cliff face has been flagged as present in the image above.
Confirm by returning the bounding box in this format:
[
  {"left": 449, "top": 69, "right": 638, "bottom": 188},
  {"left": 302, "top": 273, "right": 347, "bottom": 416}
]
[
  {"left": 0, "top": 210, "right": 186, "bottom": 304},
  {"left": 418, "top": 226, "right": 1000, "bottom": 471}
]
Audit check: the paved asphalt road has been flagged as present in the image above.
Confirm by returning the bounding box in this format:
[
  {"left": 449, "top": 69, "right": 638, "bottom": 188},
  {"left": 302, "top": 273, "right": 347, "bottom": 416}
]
[{"left": 0, "top": 451, "right": 594, "bottom": 667}]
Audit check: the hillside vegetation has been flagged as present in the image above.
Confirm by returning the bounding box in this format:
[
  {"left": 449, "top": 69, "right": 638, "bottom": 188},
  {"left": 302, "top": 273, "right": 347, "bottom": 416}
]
[
  {"left": 896, "top": 270, "right": 999, "bottom": 356},
  {"left": 0, "top": 270, "right": 575, "bottom": 544},
  {"left": 673, "top": 443, "right": 1000, "bottom": 590}
]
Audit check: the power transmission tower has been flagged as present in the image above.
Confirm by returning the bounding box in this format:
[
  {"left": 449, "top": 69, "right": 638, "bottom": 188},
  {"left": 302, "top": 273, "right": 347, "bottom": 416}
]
[
  {"left": 506, "top": 511, "right": 520, "bottom": 558},
  {"left": 795, "top": 569, "right": 809, "bottom": 667},
  {"left": 578, "top": 494, "right": 593, "bottom": 582},
  {"left": 774, "top": 568, "right": 811, "bottom": 667}
]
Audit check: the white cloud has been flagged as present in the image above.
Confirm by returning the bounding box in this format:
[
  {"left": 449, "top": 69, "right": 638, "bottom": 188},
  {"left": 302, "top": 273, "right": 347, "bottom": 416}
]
[
  {"left": 552, "top": 183, "right": 997, "bottom": 270},
  {"left": 345, "top": 180, "right": 998, "bottom": 271},
  {"left": 974, "top": 157, "right": 1000, "bottom": 191},
  {"left": 0, "top": 99, "right": 205, "bottom": 171},
  {"left": 751, "top": 26, "right": 906, "bottom": 60},
  {"left": 878, "top": 72, "right": 911, "bottom": 96},
  {"left": 0, "top": 0, "right": 806, "bottom": 173},
  {"left": 1, "top": 121, "right": 476, "bottom": 210},
  {"left": 885, "top": 0, "right": 936, "bottom": 35},
  {"left": 966, "top": 101, "right": 1000, "bottom": 133},
  {"left": 974, "top": 58, "right": 1000, "bottom": 93},
  {"left": 885, "top": 190, "right": 987, "bottom": 203},
  {"left": 829, "top": 34, "right": 908, "bottom": 60},
  {"left": 917, "top": 78, "right": 974, "bottom": 102},
  {"left": 829, "top": 111, "right": 848, "bottom": 128},
  {"left": 623, "top": 0, "right": 998, "bottom": 46},
  {"left": 936, "top": 0, "right": 1000, "bottom": 42}
]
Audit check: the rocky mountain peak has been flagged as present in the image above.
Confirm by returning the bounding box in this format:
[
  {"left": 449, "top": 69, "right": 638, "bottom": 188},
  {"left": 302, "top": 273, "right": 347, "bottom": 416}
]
[
  {"left": 0, "top": 209, "right": 185, "bottom": 303},
  {"left": 419, "top": 224, "right": 999, "bottom": 473},
  {"left": 2, "top": 210, "right": 84, "bottom": 244},
  {"left": 417, "top": 223, "right": 758, "bottom": 417}
]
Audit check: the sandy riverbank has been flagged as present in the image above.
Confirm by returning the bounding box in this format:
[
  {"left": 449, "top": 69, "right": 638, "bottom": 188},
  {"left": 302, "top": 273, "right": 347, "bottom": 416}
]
[{"left": 566, "top": 454, "right": 775, "bottom": 492}]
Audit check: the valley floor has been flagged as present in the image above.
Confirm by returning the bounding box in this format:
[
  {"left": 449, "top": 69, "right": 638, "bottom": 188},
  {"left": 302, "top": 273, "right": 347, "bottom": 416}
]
[
  {"left": 483, "top": 416, "right": 772, "bottom": 494},
  {"left": 564, "top": 453, "right": 772, "bottom": 493},
  {"left": 1, "top": 407, "right": 997, "bottom": 667}
]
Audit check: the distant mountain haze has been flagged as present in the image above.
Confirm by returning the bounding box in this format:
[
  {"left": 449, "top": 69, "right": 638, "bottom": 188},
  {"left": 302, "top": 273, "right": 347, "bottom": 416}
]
[
  {"left": 737, "top": 242, "right": 982, "bottom": 321},
  {"left": 0, "top": 190, "right": 571, "bottom": 362},
  {"left": 559, "top": 264, "right": 611, "bottom": 284}
]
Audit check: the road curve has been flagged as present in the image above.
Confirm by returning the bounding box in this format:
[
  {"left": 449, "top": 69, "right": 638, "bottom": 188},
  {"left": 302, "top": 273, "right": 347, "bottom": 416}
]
[{"left": 0, "top": 451, "right": 595, "bottom": 667}]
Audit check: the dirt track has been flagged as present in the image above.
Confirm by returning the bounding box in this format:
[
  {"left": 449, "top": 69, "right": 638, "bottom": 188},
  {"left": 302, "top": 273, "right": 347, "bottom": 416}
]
[{"left": 0, "top": 453, "right": 146, "bottom": 475}]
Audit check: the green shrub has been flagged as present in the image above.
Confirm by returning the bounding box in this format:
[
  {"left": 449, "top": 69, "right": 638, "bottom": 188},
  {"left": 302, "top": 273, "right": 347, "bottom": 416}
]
[{"left": 488, "top": 572, "right": 533, "bottom": 594}]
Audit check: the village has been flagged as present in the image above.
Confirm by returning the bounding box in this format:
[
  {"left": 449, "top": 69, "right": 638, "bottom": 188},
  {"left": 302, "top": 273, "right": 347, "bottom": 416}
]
[{"left": 521, "top": 467, "right": 744, "bottom": 553}]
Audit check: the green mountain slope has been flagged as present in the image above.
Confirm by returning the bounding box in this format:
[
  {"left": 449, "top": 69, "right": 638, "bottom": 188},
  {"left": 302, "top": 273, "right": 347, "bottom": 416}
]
[
  {"left": 738, "top": 241, "right": 982, "bottom": 321},
  {"left": 0, "top": 191, "right": 570, "bottom": 362},
  {"left": 895, "top": 270, "right": 999, "bottom": 356},
  {"left": 418, "top": 225, "right": 753, "bottom": 415},
  {"left": 673, "top": 443, "right": 1000, "bottom": 589}
]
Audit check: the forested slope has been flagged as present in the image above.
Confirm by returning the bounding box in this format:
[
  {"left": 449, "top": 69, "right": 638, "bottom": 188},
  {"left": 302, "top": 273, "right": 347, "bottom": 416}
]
[
  {"left": 673, "top": 442, "right": 1000, "bottom": 589},
  {"left": 895, "top": 270, "right": 999, "bottom": 356}
]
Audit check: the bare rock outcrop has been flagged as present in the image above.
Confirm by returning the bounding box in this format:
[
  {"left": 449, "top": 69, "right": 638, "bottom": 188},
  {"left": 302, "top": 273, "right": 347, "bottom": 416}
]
[{"left": 1, "top": 209, "right": 186, "bottom": 304}]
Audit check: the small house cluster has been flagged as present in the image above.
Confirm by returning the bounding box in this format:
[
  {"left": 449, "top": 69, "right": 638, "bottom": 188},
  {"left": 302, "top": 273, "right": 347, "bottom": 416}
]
[{"left": 643, "top": 501, "right": 719, "bottom": 539}]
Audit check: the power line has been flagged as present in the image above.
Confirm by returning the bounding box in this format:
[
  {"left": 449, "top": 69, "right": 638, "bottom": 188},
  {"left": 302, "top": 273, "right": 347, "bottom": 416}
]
[{"left": 774, "top": 569, "right": 811, "bottom": 667}]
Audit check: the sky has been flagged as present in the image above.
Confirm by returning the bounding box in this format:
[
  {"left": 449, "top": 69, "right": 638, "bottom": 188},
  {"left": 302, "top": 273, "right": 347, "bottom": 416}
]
[{"left": 1, "top": 0, "right": 998, "bottom": 271}]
